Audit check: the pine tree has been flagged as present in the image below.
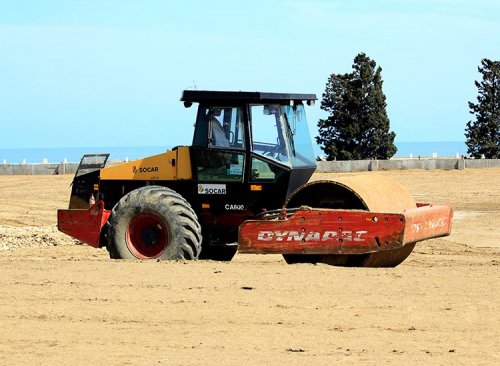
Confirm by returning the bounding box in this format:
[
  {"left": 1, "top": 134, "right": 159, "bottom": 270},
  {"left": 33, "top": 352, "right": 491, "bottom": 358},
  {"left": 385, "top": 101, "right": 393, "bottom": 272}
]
[
  {"left": 316, "top": 53, "right": 397, "bottom": 160},
  {"left": 465, "top": 58, "right": 500, "bottom": 158}
]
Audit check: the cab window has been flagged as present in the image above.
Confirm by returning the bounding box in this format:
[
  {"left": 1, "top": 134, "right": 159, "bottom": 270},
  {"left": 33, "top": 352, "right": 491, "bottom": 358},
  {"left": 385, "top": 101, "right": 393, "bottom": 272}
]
[
  {"left": 250, "top": 156, "right": 286, "bottom": 182},
  {"left": 193, "top": 106, "right": 245, "bottom": 149},
  {"left": 192, "top": 149, "right": 244, "bottom": 182}
]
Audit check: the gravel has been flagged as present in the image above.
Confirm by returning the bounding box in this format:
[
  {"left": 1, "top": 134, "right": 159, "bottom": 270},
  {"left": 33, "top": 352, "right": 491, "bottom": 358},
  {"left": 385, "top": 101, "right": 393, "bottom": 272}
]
[{"left": 0, "top": 226, "right": 79, "bottom": 251}]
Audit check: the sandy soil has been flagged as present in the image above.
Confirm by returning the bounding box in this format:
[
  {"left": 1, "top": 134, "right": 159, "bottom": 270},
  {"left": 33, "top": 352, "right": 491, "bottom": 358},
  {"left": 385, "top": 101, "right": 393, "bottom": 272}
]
[{"left": 0, "top": 169, "right": 498, "bottom": 365}]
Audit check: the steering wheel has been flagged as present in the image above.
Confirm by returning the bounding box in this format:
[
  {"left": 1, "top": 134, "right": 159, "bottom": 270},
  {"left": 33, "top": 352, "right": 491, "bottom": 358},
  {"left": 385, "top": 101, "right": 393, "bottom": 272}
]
[{"left": 264, "top": 145, "right": 283, "bottom": 160}]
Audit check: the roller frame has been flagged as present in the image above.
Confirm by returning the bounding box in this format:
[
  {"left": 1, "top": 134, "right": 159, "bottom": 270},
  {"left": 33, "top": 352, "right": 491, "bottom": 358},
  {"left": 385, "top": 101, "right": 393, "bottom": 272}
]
[{"left": 237, "top": 203, "right": 453, "bottom": 255}]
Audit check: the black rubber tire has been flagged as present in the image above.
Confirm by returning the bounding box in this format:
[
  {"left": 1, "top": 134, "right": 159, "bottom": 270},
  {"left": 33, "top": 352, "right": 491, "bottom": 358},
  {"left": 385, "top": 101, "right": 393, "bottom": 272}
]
[{"left": 106, "top": 186, "right": 202, "bottom": 260}]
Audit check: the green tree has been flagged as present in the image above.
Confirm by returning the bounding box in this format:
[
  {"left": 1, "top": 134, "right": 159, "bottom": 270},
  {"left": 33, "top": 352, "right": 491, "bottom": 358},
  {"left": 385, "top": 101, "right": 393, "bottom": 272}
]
[
  {"left": 316, "top": 53, "right": 397, "bottom": 160},
  {"left": 465, "top": 58, "right": 500, "bottom": 158}
]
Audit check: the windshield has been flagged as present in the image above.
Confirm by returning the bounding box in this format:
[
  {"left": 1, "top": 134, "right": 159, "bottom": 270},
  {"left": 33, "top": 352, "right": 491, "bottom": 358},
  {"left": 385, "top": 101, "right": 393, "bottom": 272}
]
[
  {"left": 250, "top": 103, "right": 316, "bottom": 168},
  {"left": 283, "top": 104, "right": 316, "bottom": 167}
]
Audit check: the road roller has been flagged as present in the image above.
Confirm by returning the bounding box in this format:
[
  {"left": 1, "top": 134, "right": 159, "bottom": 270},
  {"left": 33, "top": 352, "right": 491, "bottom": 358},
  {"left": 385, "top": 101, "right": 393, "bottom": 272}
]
[{"left": 57, "top": 90, "right": 453, "bottom": 267}]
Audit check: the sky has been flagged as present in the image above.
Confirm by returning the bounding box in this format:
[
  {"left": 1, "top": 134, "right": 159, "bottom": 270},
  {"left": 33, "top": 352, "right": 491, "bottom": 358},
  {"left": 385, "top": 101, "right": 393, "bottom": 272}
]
[{"left": 0, "top": 0, "right": 499, "bottom": 149}]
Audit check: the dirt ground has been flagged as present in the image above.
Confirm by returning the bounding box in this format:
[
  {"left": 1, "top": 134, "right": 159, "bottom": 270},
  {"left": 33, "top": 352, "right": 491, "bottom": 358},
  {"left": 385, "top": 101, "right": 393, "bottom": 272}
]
[{"left": 0, "top": 169, "right": 498, "bottom": 365}]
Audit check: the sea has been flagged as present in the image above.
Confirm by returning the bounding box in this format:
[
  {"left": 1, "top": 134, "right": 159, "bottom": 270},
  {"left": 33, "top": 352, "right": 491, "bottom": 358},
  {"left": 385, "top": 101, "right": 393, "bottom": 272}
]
[{"left": 0, "top": 141, "right": 468, "bottom": 164}]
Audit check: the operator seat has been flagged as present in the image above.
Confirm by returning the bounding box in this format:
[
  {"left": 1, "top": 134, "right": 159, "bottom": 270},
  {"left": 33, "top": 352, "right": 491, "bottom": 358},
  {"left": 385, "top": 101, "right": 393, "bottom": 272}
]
[{"left": 209, "top": 117, "right": 230, "bottom": 148}]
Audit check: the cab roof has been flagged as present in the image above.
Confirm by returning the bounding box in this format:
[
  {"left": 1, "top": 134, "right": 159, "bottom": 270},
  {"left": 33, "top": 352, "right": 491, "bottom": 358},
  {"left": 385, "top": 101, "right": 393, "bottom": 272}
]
[{"left": 181, "top": 90, "right": 317, "bottom": 104}]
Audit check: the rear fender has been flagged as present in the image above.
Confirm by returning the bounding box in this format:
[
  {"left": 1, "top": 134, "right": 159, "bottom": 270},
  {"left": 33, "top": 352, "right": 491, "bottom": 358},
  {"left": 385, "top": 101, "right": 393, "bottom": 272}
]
[{"left": 57, "top": 201, "right": 111, "bottom": 248}]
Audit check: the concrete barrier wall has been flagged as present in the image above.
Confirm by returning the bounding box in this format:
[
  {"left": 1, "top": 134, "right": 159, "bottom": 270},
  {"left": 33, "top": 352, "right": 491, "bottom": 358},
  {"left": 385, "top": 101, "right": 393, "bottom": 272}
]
[
  {"left": 316, "top": 158, "right": 499, "bottom": 172},
  {"left": 464, "top": 159, "right": 500, "bottom": 169},
  {"left": 0, "top": 163, "right": 79, "bottom": 175}
]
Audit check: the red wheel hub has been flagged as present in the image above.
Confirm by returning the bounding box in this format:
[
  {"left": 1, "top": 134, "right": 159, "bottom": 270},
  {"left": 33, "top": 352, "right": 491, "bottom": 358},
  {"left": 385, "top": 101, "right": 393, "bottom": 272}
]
[{"left": 126, "top": 214, "right": 169, "bottom": 259}]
